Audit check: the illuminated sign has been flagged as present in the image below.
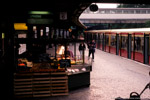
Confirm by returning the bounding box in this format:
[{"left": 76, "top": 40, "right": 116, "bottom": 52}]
[
  {"left": 28, "top": 11, "right": 52, "bottom": 15},
  {"left": 2, "top": 33, "right": 4, "bottom": 39},
  {"left": 14, "top": 23, "right": 28, "bottom": 30}
]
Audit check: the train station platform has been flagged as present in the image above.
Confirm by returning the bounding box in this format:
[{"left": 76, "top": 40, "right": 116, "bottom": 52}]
[{"left": 18, "top": 46, "right": 150, "bottom": 100}]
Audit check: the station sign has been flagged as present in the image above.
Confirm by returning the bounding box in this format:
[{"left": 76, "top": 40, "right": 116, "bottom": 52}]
[{"left": 27, "top": 11, "right": 54, "bottom": 25}]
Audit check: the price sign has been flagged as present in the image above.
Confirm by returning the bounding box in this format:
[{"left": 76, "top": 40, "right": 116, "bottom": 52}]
[{"left": 59, "top": 59, "right": 71, "bottom": 68}]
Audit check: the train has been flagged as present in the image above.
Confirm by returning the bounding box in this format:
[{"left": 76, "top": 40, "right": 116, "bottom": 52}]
[{"left": 84, "top": 28, "right": 150, "bottom": 65}]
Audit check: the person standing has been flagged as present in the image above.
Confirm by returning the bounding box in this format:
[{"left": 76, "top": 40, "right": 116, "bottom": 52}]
[
  {"left": 88, "top": 40, "right": 96, "bottom": 61},
  {"left": 79, "top": 42, "right": 86, "bottom": 59}
]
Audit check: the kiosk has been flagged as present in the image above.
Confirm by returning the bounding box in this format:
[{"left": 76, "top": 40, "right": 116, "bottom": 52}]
[{"left": 14, "top": 24, "right": 92, "bottom": 98}]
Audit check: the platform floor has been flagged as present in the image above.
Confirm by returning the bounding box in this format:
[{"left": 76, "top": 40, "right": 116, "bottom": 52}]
[{"left": 18, "top": 47, "right": 150, "bottom": 100}]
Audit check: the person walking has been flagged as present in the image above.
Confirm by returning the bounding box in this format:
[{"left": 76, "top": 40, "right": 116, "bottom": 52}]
[
  {"left": 88, "top": 40, "right": 96, "bottom": 62},
  {"left": 79, "top": 42, "right": 86, "bottom": 60}
]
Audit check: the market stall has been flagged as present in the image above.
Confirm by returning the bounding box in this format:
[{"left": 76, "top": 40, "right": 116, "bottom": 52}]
[{"left": 14, "top": 24, "right": 92, "bottom": 98}]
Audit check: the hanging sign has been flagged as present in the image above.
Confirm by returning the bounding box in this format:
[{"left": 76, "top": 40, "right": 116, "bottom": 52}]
[{"left": 60, "top": 12, "right": 67, "bottom": 20}]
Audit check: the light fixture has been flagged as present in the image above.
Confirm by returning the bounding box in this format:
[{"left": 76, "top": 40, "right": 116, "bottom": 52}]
[
  {"left": 89, "top": 4, "right": 98, "bottom": 12},
  {"left": 28, "top": 11, "right": 52, "bottom": 15}
]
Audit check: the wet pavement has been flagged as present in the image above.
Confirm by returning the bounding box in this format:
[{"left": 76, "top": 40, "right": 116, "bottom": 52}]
[{"left": 18, "top": 48, "right": 150, "bottom": 100}]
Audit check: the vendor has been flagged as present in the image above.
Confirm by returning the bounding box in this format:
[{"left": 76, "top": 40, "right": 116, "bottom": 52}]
[{"left": 65, "top": 46, "right": 73, "bottom": 59}]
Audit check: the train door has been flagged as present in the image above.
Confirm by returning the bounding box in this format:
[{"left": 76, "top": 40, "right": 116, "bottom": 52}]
[
  {"left": 105, "top": 33, "right": 110, "bottom": 52},
  {"left": 94, "top": 33, "right": 98, "bottom": 49},
  {"left": 133, "top": 33, "right": 144, "bottom": 63},
  {"left": 97, "top": 33, "right": 100, "bottom": 49},
  {"left": 100, "top": 33, "right": 104, "bottom": 50},
  {"left": 131, "top": 34, "right": 134, "bottom": 60},
  {"left": 120, "top": 33, "right": 128, "bottom": 58},
  {"left": 110, "top": 33, "right": 116, "bottom": 54},
  {"left": 143, "top": 34, "right": 149, "bottom": 64}
]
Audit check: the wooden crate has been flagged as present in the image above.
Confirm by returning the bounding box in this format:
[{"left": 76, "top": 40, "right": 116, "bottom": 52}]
[
  {"left": 32, "top": 72, "right": 51, "bottom": 97},
  {"left": 51, "top": 71, "right": 68, "bottom": 96},
  {"left": 14, "top": 73, "right": 33, "bottom": 98},
  {"left": 14, "top": 70, "right": 68, "bottom": 98}
]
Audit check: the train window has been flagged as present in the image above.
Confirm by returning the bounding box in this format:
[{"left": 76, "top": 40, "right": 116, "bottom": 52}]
[
  {"left": 136, "top": 10, "right": 140, "bottom": 14},
  {"left": 124, "top": 10, "right": 129, "bottom": 14},
  {"left": 121, "top": 36, "right": 127, "bottom": 49},
  {"left": 147, "top": 10, "right": 150, "bottom": 14},
  {"left": 131, "top": 37, "right": 134, "bottom": 51},
  {"left": 134, "top": 36, "right": 144, "bottom": 53},
  {"left": 111, "top": 35, "right": 116, "bottom": 47},
  {"left": 116, "top": 10, "right": 123, "bottom": 14},
  {"left": 128, "top": 10, "right": 134, "bottom": 14},
  {"left": 105, "top": 10, "right": 110, "bottom": 14},
  {"left": 100, "top": 34, "right": 103, "bottom": 46},
  {"left": 105, "top": 35, "right": 109, "bottom": 46},
  {"left": 99, "top": 10, "right": 105, "bottom": 14},
  {"left": 141, "top": 10, "right": 146, "bottom": 14}
]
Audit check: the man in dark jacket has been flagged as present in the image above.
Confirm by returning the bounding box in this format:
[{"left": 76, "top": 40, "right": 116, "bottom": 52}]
[{"left": 88, "top": 40, "right": 96, "bottom": 61}]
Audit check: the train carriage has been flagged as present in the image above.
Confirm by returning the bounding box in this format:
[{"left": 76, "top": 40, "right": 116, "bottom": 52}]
[{"left": 84, "top": 28, "right": 150, "bottom": 65}]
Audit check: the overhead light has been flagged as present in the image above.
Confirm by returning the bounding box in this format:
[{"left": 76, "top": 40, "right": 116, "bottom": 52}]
[
  {"left": 89, "top": 4, "right": 98, "bottom": 12},
  {"left": 28, "top": 11, "right": 52, "bottom": 15}
]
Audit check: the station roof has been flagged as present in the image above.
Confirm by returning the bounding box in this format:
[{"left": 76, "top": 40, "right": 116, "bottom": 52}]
[{"left": 0, "top": 0, "right": 150, "bottom": 29}]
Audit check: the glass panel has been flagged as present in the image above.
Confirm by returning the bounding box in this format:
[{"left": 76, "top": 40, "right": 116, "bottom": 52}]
[
  {"left": 136, "top": 10, "right": 140, "bottom": 14},
  {"left": 120, "top": 35, "right": 128, "bottom": 58},
  {"left": 110, "top": 35, "right": 116, "bottom": 54},
  {"left": 116, "top": 10, "right": 122, "bottom": 14},
  {"left": 121, "top": 36, "right": 127, "bottom": 49},
  {"left": 111, "top": 35, "right": 116, "bottom": 47},
  {"left": 134, "top": 35, "right": 144, "bottom": 63},
  {"left": 97, "top": 33, "right": 100, "bottom": 49},
  {"left": 100, "top": 33, "right": 103, "bottom": 50},
  {"left": 135, "top": 36, "right": 144, "bottom": 53},
  {"left": 105, "top": 35, "right": 109, "bottom": 46},
  {"left": 110, "top": 10, "right": 116, "bottom": 14},
  {"left": 105, "top": 34, "right": 109, "bottom": 52},
  {"left": 99, "top": 10, "right": 105, "bottom": 14}
]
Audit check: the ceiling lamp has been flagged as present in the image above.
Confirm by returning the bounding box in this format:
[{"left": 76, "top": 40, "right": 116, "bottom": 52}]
[{"left": 89, "top": 4, "right": 98, "bottom": 12}]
